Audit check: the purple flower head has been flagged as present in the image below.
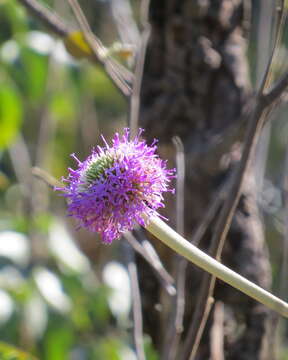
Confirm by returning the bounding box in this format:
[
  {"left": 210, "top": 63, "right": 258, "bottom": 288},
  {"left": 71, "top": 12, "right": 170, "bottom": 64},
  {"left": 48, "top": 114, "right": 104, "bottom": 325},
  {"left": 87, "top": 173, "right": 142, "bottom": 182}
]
[{"left": 58, "top": 128, "right": 175, "bottom": 244}]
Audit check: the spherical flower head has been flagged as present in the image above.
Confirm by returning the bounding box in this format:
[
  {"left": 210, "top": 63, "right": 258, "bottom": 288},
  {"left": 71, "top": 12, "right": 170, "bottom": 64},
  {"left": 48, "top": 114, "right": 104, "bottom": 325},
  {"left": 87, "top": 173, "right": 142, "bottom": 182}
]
[{"left": 57, "top": 129, "right": 175, "bottom": 244}]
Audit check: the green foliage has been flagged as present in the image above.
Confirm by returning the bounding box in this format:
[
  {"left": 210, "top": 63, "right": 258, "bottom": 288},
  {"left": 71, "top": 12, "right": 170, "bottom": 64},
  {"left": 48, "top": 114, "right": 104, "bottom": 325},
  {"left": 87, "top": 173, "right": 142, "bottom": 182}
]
[
  {"left": 92, "top": 337, "right": 126, "bottom": 360},
  {"left": 0, "top": 84, "right": 22, "bottom": 149},
  {"left": 0, "top": 342, "right": 37, "bottom": 360},
  {"left": 18, "top": 47, "right": 49, "bottom": 103},
  {"left": 0, "top": 1, "right": 155, "bottom": 359},
  {"left": 0, "top": 0, "right": 27, "bottom": 42},
  {"left": 44, "top": 325, "right": 74, "bottom": 360},
  {"left": 82, "top": 65, "right": 126, "bottom": 116}
]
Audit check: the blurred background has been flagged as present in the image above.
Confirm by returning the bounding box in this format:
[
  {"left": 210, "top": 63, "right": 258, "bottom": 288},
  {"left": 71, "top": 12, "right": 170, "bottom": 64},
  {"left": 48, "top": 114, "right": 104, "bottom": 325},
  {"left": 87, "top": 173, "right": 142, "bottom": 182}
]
[
  {"left": 0, "top": 0, "right": 288, "bottom": 359},
  {"left": 0, "top": 0, "right": 145, "bottom": 359}
]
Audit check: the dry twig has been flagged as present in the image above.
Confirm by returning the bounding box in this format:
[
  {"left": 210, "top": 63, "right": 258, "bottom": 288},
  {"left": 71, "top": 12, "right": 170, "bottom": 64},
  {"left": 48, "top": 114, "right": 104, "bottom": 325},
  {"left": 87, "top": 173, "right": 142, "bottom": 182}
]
[
  {"left": 183, "top": 1, "right": 288, "bottom": 358},
  {"left": 125, "top": 232, "right": 176, "bottom": 296},
  {"left": 17, "top": 0, "right": 132, "bottom": 96},
  {"left": 161, "top": 137, "right": 186, "bottom": 360},
  {"left": 123, "top": 242, "right": 146, "bottom": 360},
  {"left": 66, "top": 0, "right": 132, "bottom": 97}
]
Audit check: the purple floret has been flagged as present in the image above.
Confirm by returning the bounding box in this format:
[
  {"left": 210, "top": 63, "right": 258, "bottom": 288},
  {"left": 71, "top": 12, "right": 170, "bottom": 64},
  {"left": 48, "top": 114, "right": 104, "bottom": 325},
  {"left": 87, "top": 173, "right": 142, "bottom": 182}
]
[{"left": 57, "top": 128, "right": 175, "bottom": 243}]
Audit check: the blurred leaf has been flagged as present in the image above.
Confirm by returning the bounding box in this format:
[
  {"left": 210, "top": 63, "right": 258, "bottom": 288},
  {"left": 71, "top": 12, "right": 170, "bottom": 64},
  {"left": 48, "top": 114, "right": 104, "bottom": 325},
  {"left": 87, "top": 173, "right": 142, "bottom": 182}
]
[
  {"left": 92, "top": 338, "right": 123, "bottom": 360},
  {"left": 45, "top": 325, "right": 74, "bottom": 360},
  {"left": 0, "top": 342, "right": 37, "bottom": 360},
  {"left": 144, "top": 337, "right": 159, "bottom": 360},
  {"left": 90, "top": 285, "right": 111, "bottom": 327},
  {"left": 0, "top": 2, "right": 142, "bottom": 360},
  {"left": 0, "top": 85, "right": 22, "bottom": 149},
  {"left": 82, "top": 66, "right": 125, "bottom": 115},
  {"left": 32, "top": 213, "right": 53, "bottom": 233},
  {"left": 0, "top": 0, "right": 27, "bottom": 43},
  {"left": 20, "top": 47, "right": 48, "bottom": 102},
  {"left": 60, "top": 275, "right": 110, "bottom": 332},
  {"left": 9, "top": 215, "right": 30, "bottom": 234},
  {"left": 64, "top": 31, "right": 94, "bottom": 60},
  {"left": 0, "top": 171, "right": 9, "bottom": 190},
  {"left": 49, "top": 90, "right": 77, "bottom": 124}
]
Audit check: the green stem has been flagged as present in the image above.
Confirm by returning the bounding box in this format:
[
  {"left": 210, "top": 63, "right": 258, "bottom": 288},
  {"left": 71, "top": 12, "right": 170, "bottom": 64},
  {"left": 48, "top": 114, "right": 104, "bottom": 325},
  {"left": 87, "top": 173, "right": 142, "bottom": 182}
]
[{"left": 146, "top": 216, "right": 288, "bottom": 317}]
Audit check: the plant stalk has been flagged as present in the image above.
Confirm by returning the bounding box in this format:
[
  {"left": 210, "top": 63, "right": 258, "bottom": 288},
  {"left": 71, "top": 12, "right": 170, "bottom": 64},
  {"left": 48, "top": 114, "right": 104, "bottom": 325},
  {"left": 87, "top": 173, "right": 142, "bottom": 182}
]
[{"left": 146, "top": 216, "right": 288, "bottom": 317}]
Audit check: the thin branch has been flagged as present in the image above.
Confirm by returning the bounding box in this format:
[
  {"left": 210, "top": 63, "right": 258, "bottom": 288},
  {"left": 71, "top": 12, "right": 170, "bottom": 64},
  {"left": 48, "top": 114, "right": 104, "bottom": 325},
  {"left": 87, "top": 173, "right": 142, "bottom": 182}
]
[
  {"left": 18, "top": 0, "right": 69, "bottom": 36},
  {"left": 185, "top": 276, "right": 216, "bottom": 360},
  {"left": 252, "top": 0, "right": 274, "bottom": 200},
  {"left": 110, "top": 0, "right": 140, "bottom": 46},
  {"left": 67, "top": 0, "right": 132, "bottom": 97},
  {"left": 124, "top": 232, "right": 176, "bottom": 296},
  {"left": 175, "top": 178, "right": 230, "bottom": 360},
  {"left": 139, "top": 234, "right": 176, "bottom": 295},
  {"left": 129, "top": 28, "right": 150, "bottom": 137},
  {"left": 210, "top": 302, "right": 225, "bottom": 360},
  {"left": 32, "top": 167, "right": 62, "bottom": 188},
  {"left": 186, "top": 96, "right": 255, "bottom": 178},
  {"left": 161, "top": 137, "right": 186, "bottom": 360},
  {"left": 163, "top": 173, "right": 229, "bottom": 360},
  {"left": 190, "top": 180, "right": 229, "bottom": 248},
  {"left": 183, "top": 1, "right": 288, "bottom": 358},
  {"left": 173, "top": 137, "right": 185, "bottom": 237},
  {"left": 260, "top": 0, "right": 287, "bottom": 106},
  {"left": 9, "top": 137, "right": 49, "bottom": 260},
  {"left": 183, "top": 98, "right": 270, "bottom": 360},
  {"left": 123, "top": 242, "right": 146, "bottom": 360},
  {"left": 264, "top": 71, "right": 288, "bottom": 106},
  {"left": 258, "top": 0, "right": 286, "bottom": 93},
  {"left": 17, "top": 0, "right": 132, "bottom": 96},
  {"left": 128, "top": 0, "right": 150, "bottom": 138},
  {"left": 267, "top": 141, "right": 288, "bottom": 359},
  {"left": 8, "top": 135, "right": 33, "bottom": 197},
  {"left": 120, "top": 4, "right": 149, "bottom": 358},
  {"left": 280, "top": 144, "right": 288, "bottom": 303},
  {"left": 186, "top": 0, "right": 287, "bottom": 177}
]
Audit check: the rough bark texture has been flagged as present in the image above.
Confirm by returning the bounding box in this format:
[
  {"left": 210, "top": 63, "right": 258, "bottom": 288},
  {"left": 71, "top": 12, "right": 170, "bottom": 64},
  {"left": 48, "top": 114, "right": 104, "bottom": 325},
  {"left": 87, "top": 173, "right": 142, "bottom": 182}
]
[{"left": 139, "top": 1, "right": 272, "bottom": 359}]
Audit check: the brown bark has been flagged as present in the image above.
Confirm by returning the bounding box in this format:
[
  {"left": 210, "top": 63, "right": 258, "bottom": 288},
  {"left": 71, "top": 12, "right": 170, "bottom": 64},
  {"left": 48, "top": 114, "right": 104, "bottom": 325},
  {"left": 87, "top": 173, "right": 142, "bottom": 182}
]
[{"left": 139, "top": 1, "right": 272, "bottom": 359}]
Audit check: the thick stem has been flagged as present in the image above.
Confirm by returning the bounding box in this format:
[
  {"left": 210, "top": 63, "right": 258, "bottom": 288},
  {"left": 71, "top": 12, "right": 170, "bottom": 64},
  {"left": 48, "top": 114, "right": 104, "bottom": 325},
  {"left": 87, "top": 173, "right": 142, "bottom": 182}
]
[{"left": 146, "top": 217, "right": 288, "bottom": 318}]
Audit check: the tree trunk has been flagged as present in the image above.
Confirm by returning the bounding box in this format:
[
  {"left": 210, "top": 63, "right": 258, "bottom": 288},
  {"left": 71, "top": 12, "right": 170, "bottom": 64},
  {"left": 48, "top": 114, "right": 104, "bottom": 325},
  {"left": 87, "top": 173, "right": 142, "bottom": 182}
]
[{"left": 139, "top": 1, "right": 272, "bottom": 359}]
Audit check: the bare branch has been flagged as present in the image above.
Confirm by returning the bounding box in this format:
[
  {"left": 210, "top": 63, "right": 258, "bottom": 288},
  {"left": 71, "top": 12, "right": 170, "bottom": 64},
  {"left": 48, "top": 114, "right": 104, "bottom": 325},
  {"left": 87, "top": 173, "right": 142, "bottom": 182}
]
[
  {"left": 124, "top": 232, "right": 176, "bottom": 296},
  {"left": 264, "top": 71, "right": 288, "bottom": 106},
  {"left": 128, "top": 0, "right": 150, "bottom": 138},
  {"left": 280, "top": 143, "right": 288, "bottom": 302},
  {"left": 210, "top": 302, "right": 225, "bottom": 360},
  {"left": 18, "top": 0, "right": 69, "bottom": 36},
  {"left": 161, "top": 137, "right": 186, "bottom": 360},
  {"left": 183, "top": 1, "right": 288, "bottom": 358},
  {"left": 190, "top": 180, "right": 229, "bottom": 248},
  {"left": 17, "top": 0, "right": 132, "bottom": 96},
  {"left": 32, "top": 167, "right": 62, "bottom": 188},
  {"left": 173, "top": 137, "right": 185, "bottom": 238},
  {"left": 123, "top": 242, "right": 146, "bottom": 360},
  {"left": 66, "top": 0, "right": 132, "bottom": 97},
  {"left": 268, "top": 141, "right": 288, "bottom": 359},
  {"left": 129, "top": 29, "right": 150, "bottom": 138},
  {"left": 258, "top": 0, "right": 286, "bottom": 93},
  {"left": 110, "top": 0, "right": 140, "bottom": 46}
]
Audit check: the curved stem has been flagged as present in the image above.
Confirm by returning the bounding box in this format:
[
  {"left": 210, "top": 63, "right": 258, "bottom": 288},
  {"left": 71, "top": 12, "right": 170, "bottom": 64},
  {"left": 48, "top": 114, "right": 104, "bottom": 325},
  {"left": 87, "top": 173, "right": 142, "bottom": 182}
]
[{"left": 146, "top": 217, "right": 288, "bottom": 318}]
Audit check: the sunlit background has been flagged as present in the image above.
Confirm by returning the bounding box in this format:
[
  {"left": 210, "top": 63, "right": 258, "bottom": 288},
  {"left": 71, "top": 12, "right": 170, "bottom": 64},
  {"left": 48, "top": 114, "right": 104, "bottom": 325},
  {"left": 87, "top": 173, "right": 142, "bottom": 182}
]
[
  {"left": 0, "top": 1, "right": 148, "bottom": 359},
  {"left": 1, "top": 0, "right": 288, "bottom": 359}
]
